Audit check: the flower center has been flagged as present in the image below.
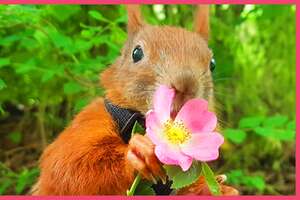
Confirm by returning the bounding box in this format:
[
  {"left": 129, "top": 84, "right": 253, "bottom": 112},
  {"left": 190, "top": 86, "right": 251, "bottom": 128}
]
[{"left": 164, "top": 120, "right": 191, "bottom": 144}]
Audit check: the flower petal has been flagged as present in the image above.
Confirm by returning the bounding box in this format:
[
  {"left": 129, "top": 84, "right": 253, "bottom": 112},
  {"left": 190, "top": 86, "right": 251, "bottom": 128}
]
[
  {"left": 146, "top": 110, "right": 160, "bottom": 130},
  {"left": 145, "top": 110, "right": 164, "bottom": 145},
  {"left": 153, "top": 85, "right": 175, "bottom": 123},
  {"left": 180, "top": 132, "right": 224, "bottom": 161},
  {"left": 145, "top": 127, "right": 162, "bottom": 146},
  {"left": 155, "top": 144, "right": 193, "bottom": 171},
  {"left": 175, "top": 99, "right": 217, "bottom": 132}
]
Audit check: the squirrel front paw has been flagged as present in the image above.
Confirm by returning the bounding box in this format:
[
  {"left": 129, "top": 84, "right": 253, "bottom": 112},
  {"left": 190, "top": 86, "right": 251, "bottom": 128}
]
[{"left": 126, "top": 134, "right": 166, "bottom": 183}]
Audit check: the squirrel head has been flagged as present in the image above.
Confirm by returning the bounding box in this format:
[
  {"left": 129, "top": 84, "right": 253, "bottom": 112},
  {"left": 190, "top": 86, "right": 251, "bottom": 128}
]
[{"left": 101, "top": 5, "right": 215, "bottom": 114}]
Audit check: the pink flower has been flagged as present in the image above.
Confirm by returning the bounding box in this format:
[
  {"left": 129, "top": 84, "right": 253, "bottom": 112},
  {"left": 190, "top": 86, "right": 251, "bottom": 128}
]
[{"left": 146, "top": 85, "right": 224, "bottom": 171}]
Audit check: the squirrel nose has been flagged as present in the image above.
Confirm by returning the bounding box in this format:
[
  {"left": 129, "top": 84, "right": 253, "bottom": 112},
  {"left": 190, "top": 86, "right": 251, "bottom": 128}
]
[
  {"left": 170, "top": 70, "right": 198, "bottom": 98},
  {"left": 168, "top": 68, "right": 199, "bottom": 114},
  {"left": 171, "top": 87, "right": 195, "bottom": 114}
]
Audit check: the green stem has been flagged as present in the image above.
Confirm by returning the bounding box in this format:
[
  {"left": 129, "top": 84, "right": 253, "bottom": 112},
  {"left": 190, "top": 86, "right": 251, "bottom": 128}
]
[{"left": 126, "top": 174, "right": 142, "bottom": 196}]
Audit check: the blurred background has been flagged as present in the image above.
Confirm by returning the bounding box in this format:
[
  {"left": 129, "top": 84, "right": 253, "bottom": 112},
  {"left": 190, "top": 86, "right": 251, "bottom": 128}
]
[{"left": 0, "top": 5, "right": 295, "bottom": 195}]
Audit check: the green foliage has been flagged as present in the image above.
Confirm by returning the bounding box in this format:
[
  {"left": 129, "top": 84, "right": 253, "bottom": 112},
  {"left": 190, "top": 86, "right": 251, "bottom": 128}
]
[
  {"left": 210, "top": 5, "right": 295, "bottom": 126},
  {"left": 134, "top": 179, "right": 155, "bottom": 195},
  {"left": 0, "top": 5, "right": 126, "bottom": 122},
  {"left": 224, "top": 115, "right": 295, "bottom": 143},
  {"left": 287, "top": 120, "right": 296, "bottom": 130},
  {"left": 88, "top": 10, "right": 109, "bottom": 22},
  {"left": 63, "top": 81, "right": 83, "bottom": 95},
  {"left": 238, "top": 116, "right": 264, "bottom": 129},
  {"left": 0, "top": 58, "right": 10, "bottom": 68},
  {"left": 164, "top": 161, "right": 202, "bottom": 190},
  {"left": 227, "top": 170, "right": 266, "bottom": 192},
  {"left": 15, "top": 168, "right": 39, "bottom": 194},
  {"left": 131, "top": 121, "right": 145, "bottom": 136},
  {"left": 224, "top": 129, "right": 247, "bottom": 144},
  {"left": 0, "top": 78, "right": 6, "bottom": 90},
  {"left": 201, "top": 163, "right": 221, "bottom": 196},
  {"left": 7, "top": 132, "right": 22, "bottom": 144},
  {"left": 0, "top": 163, "right": 39, "bottom": 195},
  {"left": 263, "top": 115, "right": 288, "bottom": 128},
  {"left": 225, "top": 114, "right": 296, "bottom": 145},
  {"left": 223, "top": 115, "right": 295, "bottom": 194},
  {"left": 163, "top": 162, "right": 220, "bottom": 195},
  {"left": 0, "top": 178, "right": 12, "bottom": 195}
]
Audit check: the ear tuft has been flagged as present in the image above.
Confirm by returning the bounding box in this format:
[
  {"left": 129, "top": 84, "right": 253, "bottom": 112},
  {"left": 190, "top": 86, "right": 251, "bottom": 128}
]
[
  {"left": 194, "top": 5, "right": 210, "bottom": 41},
  {"left": 127, "top": 5, "right": 143, "bottom": 36}
]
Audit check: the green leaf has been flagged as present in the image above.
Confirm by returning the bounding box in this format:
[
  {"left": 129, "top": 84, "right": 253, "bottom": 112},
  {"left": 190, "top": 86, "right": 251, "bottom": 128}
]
[
  {"left": 243, "top": 176, "right": 265, "bottom": 192},
  {"left": 253, "top": 127, "right": 273, "bottom": 137},
  {"left": 254, "top": 127, "right": 295, "bottom": 141},
  {"left": 201, "top": 162, "right": 221, "bottom": 196},
  {"left": 226, "top": 170, "right": 266, "bottom": 192},
  {"left": 15, "top": 59, "right": 36, "bottom": 74},
  {"left": 226, "top": 169, "right": 244, "bottom": 185},
  {"left": 0, "top": 104, "right": 5, "bottom": 115},
  {"left": 33, "top": 30, "right": 49, "bottom": 45},
  {"left": 47, "top": 27, "right": 74, "bottom": 53},
  {"left": 46, "top": 5, "right": 81, "bottom": 22},
  {"left": 131, "top": 121, "right": 145, "bottom": 137},
  {"left": 15, "top": 168, "right": 39, "bottom": 194},
  {"left": 0, "top": 57, "right": 10, "bottom": 68},
  {"left": 74, "top": 98, "right": 89, "bottom": 113},
  {"left": 134, "top": 179, "right": 155, "bottom": 195},
  {"left": 88, "top": 10, "right": 109, "bottom": 22},
  {"left": 238, "top": 116, "right": 264, "bottom": 129},
  {"left": 263, "top": 115, "right": 288, "bottom": 128},
  {"left": 164, "top": 161, "right": 202, "bottom": 189},
  {"left": 0, "top": 79, "right": 6, "bottom": 90},
  {"left": 74, "top": 39, "right": 93, "bottom": 53},
  {"left": 0, "top": 178, "right": 13, "bottom": 195},
  {"left": 15, "top": 170, "right": 29, "bottom": 194},
  {"left": 0, "top": 35, "right": 21, "bottom": 47},
  {"left": 81, "top": 29, "right": 95, "bottom": 39},
  {"left": 275, "top": 130, "right": 295, "bottom": 141},
  {"left": 63, "top": 81, "right": 83, "bottom": 95},
  {"left": 41, "top": 71, "right": 56, "bottom": 83},
  {"left": 7, "top": 132, "right": 22, "bottom": 144},
  {"left": 224, "top": 129, "right": 247, "bottom": 144},
  {"left": 286, "top": 119, "right": 296, "bottom": 130}
]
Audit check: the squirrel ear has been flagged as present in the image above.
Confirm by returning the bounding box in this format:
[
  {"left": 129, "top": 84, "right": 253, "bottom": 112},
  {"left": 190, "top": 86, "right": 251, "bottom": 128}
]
[
  {"left": 126, "top": 5, "right": 144, "bottom": 36},
  {"left": 194, "top": 5, "right": 210, "bottom": 41}
]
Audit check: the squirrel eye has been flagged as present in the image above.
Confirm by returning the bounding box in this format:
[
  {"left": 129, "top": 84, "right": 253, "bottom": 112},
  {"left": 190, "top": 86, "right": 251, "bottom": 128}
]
[
  {"left": 132, "top": 45, "right": 144, "bottom": 63},
  {"left": 210, "top": 58, "right": 216, "bottom": 72}
]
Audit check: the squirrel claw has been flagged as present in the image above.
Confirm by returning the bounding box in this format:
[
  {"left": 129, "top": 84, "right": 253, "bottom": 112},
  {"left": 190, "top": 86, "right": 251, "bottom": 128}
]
[
  {"left": 157, "top": 172, "right": 167, "bottom": 184},
  {"left": 149, "top": 174, "right": 158, "bottom": 184}
]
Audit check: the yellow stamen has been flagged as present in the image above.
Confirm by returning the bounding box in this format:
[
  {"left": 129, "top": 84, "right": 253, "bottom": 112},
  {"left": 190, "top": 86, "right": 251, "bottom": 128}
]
[{"left": 164, "top": 120, "right": 191, "bottom": 144}]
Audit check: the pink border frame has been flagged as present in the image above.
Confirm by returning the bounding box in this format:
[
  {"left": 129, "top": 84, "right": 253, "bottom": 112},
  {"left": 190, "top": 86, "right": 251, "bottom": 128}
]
[
  {"left": 0, "top": 0, "right": 298, "bottom": 4},
  {"left": 0, "top": 0, "right": 298, "bottom": 199}
]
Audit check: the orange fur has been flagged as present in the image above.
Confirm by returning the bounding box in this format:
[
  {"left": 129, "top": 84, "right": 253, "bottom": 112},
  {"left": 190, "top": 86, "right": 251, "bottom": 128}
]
[
  {"left": 34, "top": 99, "right": 134, "bottom": 195},
  {"left": 194, "top": 5, "right": 210, "bottom": 41}
]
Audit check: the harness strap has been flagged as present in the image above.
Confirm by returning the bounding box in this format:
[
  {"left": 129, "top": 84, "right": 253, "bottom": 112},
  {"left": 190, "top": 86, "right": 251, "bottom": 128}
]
[{"left": 104, "top": 99, "right": 145, "bottom": 143}]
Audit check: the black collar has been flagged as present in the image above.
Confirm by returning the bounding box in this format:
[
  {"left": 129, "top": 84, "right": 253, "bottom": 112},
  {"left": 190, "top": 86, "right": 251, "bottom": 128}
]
[{"left": 104, "top": 99, "right": 145, "bottom": 143}]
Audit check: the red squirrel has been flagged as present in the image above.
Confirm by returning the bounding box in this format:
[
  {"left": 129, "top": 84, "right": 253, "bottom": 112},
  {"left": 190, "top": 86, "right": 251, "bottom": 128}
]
[{"left": 32, "top": 5, "right": 238, "bottom": 195}]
